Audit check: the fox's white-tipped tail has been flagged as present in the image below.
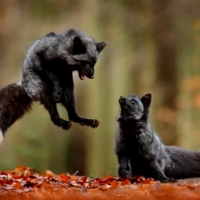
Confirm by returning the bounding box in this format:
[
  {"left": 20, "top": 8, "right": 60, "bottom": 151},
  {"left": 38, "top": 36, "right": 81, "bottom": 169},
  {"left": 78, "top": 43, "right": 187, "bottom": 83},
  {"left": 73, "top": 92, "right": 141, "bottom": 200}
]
[{"left": 0, "top": 129, "right": 4, "bottom": 144}]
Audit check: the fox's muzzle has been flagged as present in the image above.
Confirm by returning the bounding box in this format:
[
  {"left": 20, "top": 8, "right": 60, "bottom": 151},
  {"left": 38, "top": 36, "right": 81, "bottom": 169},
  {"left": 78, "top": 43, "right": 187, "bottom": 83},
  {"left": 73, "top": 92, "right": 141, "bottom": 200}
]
[
  {"left": 120, "top": 96, "right": 125, "bottom": 100},
  {"left": 119, "top": 96, "right": 127, "bottom": 105},
  {"left": 84, "top": 64, "right": 94, "bottom": 79}
]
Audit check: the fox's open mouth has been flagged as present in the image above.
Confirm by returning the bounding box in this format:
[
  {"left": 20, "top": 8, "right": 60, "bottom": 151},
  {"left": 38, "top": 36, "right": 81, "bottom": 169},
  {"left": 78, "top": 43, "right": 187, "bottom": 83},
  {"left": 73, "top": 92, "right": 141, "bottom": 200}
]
[
  {"left": 78, "top": 69, "right": 85, "bottom": 80},
  {"left": 77, "top": 64, "right": 95, "bottom": 80}
]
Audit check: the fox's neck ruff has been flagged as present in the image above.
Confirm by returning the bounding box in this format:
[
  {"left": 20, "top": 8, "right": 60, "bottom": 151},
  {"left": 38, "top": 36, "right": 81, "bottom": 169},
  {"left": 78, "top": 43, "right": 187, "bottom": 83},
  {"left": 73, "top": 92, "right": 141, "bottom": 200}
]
[{"left": 118, "top": 117, "right": 152, "bottom": 136}]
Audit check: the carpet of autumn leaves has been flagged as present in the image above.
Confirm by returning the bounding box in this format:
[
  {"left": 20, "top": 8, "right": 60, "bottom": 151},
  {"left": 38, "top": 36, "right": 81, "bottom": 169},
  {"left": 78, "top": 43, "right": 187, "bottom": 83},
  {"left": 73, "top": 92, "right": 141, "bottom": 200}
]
[{"left": 1, "top": 167, "right": 200, "bottom": 200}]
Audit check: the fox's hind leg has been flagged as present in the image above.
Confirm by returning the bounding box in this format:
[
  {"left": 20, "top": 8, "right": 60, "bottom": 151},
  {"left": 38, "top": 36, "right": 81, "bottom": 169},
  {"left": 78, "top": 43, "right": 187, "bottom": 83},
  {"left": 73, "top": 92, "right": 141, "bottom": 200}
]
[
  {"left": 39, "top": 83, "right": 71, "bottom": 130},
  {"left": 41, "top": 94, "right": 71, "bottom": 130},
  {"left": 61, "top": 86, "right": 99, "bottom": 128},
  {"left": 149, "top": 157, "right": 176, "bottom": 183},
  {"left": 45, "top": 69, "right": 62, "bottom": 103},
  {"left": 23, "top": 75, "right": 71, "bottom": 130}
]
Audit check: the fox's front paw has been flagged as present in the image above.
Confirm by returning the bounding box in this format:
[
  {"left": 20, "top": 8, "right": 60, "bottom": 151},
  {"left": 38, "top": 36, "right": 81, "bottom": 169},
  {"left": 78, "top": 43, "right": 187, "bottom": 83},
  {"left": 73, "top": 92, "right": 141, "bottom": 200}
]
[
  {"left": 51, "top": 116, "right": 72, "bottom": 130},
  {"left": 118, "top": 164, "right": 132, "bottom": 179},
  {"left": 80, "top": 119, "right": 100, "bottom": 128},
  {"left": 60, "top": 120, "right": 72, "bottom": 130}
]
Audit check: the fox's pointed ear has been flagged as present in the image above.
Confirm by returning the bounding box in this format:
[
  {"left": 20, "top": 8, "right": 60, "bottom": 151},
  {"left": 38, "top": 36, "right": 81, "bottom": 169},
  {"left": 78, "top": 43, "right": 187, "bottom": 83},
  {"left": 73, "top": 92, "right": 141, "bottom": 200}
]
[
  {"left": 73, "top": 36, "right": 86, "bottom": 54},
  {"left": 45, "top": 32, "right": 56, "bottom": 37},
  {"left": 73, "top": 36, "right": 83, "bottom": 46},
  {"left": 96, "top": 42, "right": 107, "bottom": 53},
  {"left": 141, "top": 94, "right": 151, "bottom": 110}
]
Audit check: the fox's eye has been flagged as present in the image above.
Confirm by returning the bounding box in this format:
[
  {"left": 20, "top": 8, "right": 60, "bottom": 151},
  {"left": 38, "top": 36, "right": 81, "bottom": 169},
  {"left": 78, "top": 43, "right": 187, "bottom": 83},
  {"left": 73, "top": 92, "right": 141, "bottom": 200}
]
[
  {"left": 82, "top": 61, "right": 94, "bottom": 67},
  {"left": 131, "top": 100, "right": 136, "bottom": 104},
  {"left": 92, "top": 60, "right": 96, "bottom": 65},
  {"left": 88, "top": 60, "right": 96, "bottom": 66}
]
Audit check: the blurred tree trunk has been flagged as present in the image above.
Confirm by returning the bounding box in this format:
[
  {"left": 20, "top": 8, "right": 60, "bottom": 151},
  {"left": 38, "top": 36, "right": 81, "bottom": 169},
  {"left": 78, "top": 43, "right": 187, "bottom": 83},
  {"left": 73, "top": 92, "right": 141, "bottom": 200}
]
[
  {"left": 124, "top": 0, "right": 154, "bottom": 95},
  {"left": 151, "top": 0, "right": 178, "bottom": 145},
  {"left": 125, "top": 1, "right": 145, "bottom": 93}
]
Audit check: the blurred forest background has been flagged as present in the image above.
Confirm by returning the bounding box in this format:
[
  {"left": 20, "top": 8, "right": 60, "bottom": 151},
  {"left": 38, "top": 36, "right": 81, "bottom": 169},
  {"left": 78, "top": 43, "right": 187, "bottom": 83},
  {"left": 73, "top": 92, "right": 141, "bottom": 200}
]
[{"left": 0, "top": 0, "right": 200, "bottom": 177}]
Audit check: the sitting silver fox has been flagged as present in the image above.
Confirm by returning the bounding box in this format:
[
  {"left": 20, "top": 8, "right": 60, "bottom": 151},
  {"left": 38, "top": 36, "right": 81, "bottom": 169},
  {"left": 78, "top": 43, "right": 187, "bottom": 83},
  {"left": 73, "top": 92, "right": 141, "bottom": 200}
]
[{"left": 115, "top": 93, "right": 200, "bottom": 182}]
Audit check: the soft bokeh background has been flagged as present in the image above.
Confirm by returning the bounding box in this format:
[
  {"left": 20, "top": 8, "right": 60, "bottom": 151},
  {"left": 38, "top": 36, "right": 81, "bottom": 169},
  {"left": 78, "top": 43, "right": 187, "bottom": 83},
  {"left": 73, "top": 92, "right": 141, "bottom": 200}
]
[{"left": 0, "top": 0, "right": 200, "bottom": 177}]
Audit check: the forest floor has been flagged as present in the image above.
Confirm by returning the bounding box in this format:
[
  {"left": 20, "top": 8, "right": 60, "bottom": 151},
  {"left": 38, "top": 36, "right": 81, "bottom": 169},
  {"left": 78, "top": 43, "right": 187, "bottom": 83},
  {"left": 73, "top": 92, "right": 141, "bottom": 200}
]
[{"left": 0, "top": 166, "right": 200, "bottom": 200}]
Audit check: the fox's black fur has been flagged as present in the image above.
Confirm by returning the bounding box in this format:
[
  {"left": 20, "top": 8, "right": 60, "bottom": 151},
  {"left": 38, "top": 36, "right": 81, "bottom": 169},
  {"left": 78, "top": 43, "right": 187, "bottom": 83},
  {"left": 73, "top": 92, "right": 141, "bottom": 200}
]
[
  {"left": 0, "top": 29, "right": 106, "bottom": 139},
  {"left": 22, "top": 29, "right": 106, "bottom": 130},
  {"left": 115, "top": 93, "right": 200, "bottom": 182}
]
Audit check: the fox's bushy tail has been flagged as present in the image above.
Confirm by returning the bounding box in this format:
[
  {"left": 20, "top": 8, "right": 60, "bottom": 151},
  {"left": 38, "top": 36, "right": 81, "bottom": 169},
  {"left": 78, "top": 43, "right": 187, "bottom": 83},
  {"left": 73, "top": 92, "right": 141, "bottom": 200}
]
[{"left": 0, "top": 82, "right": 32, "bottom": 141}]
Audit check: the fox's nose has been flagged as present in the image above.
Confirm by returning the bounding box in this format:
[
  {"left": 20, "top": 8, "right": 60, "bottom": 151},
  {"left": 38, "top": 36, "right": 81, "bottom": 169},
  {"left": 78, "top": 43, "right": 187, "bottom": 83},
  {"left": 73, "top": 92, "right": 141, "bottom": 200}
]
[{"left": 119, "top": 96, "right": 126, "bottom": 103}]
